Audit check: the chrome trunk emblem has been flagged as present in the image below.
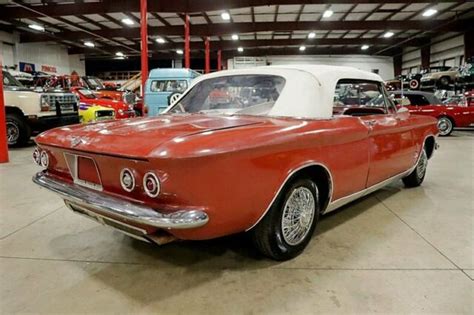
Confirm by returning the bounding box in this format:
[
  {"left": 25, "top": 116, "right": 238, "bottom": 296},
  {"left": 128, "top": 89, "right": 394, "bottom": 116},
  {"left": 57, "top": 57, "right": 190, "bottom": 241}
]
[{"left": 70, "top": 136, "right": 84, "bottom": 147}]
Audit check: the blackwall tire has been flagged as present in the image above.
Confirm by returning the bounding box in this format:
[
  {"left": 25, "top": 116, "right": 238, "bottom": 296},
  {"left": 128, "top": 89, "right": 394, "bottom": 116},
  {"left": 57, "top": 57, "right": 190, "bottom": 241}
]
[
  {"left": 439, "top": 76, "right": 450, "bottom": 87},
  {"left": 251, "top": 177, "right": 320, "bottom": 261},
  {"left": 437, "top": 116, "right": 454, "bottom": 137},
  {"left": 6, "top": 113, "right": 31, "bottom": 147},
  {"left": 402, "top": 147, "right": 428, "bottom": 188}
]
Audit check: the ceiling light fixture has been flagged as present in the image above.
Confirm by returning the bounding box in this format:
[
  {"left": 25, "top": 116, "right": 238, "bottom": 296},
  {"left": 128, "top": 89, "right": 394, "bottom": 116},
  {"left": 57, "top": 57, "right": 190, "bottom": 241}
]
[
  {"left": 323, "top": 10, "right": 333, "bottom": 18},
  {"left": 383, "top": 31, "right": 394, "bottom": 38},
  {"left": 422, "top": 8, "right": 438, "bottom": 17},
  {"left": 221, "top": 12, "right": 231, "bottom": 20},
  {"left": 361, "top": 45, "right": 370, "bottom": 50},
  {"left": 121, "top": 18, "right": 134, "bottom": 25},
  {"left": 231, "top": 34, "right": 239, "bottom": 40},
  {"left": 176, "top": 49, "right": 184, "bottom": 55},
  {"left": 28, "top": 24, "right": 45, "bottom": 32},
  {"left": 237, "top": 47, "right": 244, "bottom": 52},
  {"left": 308, "top": 32, "right": 316, "bottom": 39},
  {"left": 156, "top": 37, "right": 165, "bottom": 44},
  {"left": 116, "top": 52, "right": 124, "bottom": 57},
  {"left": 84, "top": 41, "right": 95, "bottom": 47},
  {"left": 299, "top": 46, "right": 306, "bottom": 51}
]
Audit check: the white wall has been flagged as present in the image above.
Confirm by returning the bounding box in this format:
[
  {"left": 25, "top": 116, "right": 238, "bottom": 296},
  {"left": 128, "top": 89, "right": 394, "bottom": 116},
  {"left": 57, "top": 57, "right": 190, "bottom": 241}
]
[
  {"left": 401, "top": 32, "right": 465, "bottom": 73},
  {"left": 227, "top": 54, "right": 394, "bottom": 80},
  {"left": 0, "top": 31, "right": 85, "bottom": 75}
]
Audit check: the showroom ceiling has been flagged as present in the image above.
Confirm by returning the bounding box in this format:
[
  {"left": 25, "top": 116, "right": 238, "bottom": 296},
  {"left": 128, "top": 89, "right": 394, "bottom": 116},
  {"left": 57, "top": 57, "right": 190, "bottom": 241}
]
[{"left": 0, "top": 0, "right": 473, "bottom": 58}]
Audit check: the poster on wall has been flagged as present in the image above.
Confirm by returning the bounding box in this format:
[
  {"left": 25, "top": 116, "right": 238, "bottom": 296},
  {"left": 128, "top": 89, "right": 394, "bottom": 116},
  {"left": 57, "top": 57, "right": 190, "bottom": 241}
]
[
  {"left": 41, "top": 65, "right": 57, "bottom": 73},
  {"left": 19, "top": 62, "right": 36, "bottom": 73}
]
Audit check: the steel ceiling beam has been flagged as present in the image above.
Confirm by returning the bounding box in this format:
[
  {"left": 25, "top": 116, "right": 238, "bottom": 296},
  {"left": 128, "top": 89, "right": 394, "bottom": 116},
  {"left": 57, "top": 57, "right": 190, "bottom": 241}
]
[
  {"left": 19, "top": 19, "right": 470, "bottom": 43},
  {"left": 0, "top": 0, "right": 465, "bottom": 19}
]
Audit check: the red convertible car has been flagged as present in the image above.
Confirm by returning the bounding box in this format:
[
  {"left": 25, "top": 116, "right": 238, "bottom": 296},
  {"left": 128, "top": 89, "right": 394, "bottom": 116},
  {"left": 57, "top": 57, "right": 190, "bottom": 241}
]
[
  {"left": 391, "top": 90, "right": 474, "bottom": 136},
  {"left": 32, "top": 66, "right": 438, "bottom": 260}
]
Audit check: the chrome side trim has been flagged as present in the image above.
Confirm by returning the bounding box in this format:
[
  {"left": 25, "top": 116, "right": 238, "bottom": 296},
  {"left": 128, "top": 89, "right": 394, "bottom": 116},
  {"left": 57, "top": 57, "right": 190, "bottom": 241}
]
[
  {"left": 33, "top": 171, "right": 209, "bottom": 230},
  {"left": 245, "top": 162, "right": 333, "bottom": 231}
]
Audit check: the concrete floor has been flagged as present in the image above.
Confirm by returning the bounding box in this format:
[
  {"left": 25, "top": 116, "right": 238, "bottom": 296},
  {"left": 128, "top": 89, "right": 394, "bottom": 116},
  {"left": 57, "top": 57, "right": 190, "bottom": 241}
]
[{"left": 1, "top": 131, "right": 473, "bottom": 314}]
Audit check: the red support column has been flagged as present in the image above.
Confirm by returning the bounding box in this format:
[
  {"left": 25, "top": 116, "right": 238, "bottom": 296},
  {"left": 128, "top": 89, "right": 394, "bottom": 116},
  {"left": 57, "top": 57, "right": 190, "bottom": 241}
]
[
  {"left": 184, "top": 14, "right": 190, "bottom": 69},
  {"left": 140, "top": 0, "right": 148, "bottom": 96},
  {"left": 205, "top": 37, "right": 210, "bottom": 74},
  {"left": 0, "top": 62, "right": 9, "bottom": 163},
  {"left": 217, "top": 49, "right": 222, "bottom": 71}
]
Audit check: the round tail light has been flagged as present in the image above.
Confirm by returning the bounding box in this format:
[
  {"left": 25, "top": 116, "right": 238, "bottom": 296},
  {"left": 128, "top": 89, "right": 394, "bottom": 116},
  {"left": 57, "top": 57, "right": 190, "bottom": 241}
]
[
  {"left": 33, "top": 148, "right": 41, "bottom": 165},
  {"left": 120, "top": 168, "right": 135, "bottom": 192},
  {"left": 143, "top": 172, "right": 160, "bottom": 197},
  {"left": 40, "top": 151, "right": 49, "bottom": 168}
]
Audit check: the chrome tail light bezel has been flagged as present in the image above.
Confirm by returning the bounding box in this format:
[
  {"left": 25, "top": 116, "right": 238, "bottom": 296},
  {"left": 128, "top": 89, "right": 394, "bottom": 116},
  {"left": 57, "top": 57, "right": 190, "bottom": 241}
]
[
  {"left": 40, "top": 150, "right": 49, "bottom": 168},
  {"left": 33, "top": 147, "right": 42, "bottom": 165},
  {"left": 120, "top": 168, "right": 136, "bottom": 192},
  {"left": 143, "top": 172, "right": 160, "bottom": 198}
]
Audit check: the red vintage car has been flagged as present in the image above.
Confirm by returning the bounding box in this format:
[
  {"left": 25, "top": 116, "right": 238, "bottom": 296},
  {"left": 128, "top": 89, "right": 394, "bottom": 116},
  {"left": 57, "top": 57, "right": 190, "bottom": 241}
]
[
  {"left": 391, "top": 90, "right": 474, "bottom": 136},
  {"left": 32, "top": 66, "right": 438, "bottom": 260},
  {"left": 71, "top": 87, "right": 135, "bottom": 119},
  {"left": 81, "top": 76, "right": 138, "bottom": 110}
]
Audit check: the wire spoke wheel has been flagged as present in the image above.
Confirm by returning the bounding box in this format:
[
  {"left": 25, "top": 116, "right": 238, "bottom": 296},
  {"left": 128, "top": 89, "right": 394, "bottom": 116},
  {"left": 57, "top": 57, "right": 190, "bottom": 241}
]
[
  {"left": 416, "top": 149, "right": 428, "bottom": 179},
  {"left": 281, "top": 186, "right": 315, "bottom": 246},
  {"left": 6, "top": 121, "right": 20, "bottom": 145}
]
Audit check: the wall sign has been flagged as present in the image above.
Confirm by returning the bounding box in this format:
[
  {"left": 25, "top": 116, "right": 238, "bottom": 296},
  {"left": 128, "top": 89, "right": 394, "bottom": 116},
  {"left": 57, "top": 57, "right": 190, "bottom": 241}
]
[
  {"left": 41, "top": 65, "right": 57, "bottom": 73},
  {"left": 19, "top": 62, "right": 35, "bottom": 73}
]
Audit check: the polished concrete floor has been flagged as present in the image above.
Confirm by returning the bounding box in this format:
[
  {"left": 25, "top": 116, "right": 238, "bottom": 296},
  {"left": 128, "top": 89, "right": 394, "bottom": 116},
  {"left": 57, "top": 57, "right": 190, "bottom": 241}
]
[{"left": 1, "top": 131, "right": 473, "bottom": 314}]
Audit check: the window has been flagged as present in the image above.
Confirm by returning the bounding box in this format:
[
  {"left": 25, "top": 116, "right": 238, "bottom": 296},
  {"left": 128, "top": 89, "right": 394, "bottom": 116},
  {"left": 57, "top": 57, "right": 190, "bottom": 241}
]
[
  {"left": 150, "top": 80, "right": 188, "bottom": 92},
  {"left": 333, "top": 80, "right": 392, "bottom": 116},
  {"left": 168, "top": 75, "right": 285, "bottom": 116},
  {"left": 405, "top": 94, "right": 430, "bottom": 106},
  {"left": 2, "top": 71, "right": 23, "bottom": 87}
]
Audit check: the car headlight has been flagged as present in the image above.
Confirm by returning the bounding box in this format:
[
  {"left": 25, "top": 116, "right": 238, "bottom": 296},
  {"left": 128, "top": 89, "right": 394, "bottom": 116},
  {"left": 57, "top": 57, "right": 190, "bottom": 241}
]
[
  {"left": 118, "top": 109, "right": 124, "bottom": 115},
  {"left": 40, "top": 150, "right": 49, "bottom": 168}
]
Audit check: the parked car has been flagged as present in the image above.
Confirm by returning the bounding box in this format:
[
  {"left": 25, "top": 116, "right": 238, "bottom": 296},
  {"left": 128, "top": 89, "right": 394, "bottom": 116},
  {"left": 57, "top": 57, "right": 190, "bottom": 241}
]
[
  {"left": 3, "top": 70, "right": 79, "bottom": 146},
  {"left": 144, "top": 68, "right": 201, "bottom": 116},
  {"left": 71, "top": 87, "right": 135, "bottom": 119},
  {"left": 32, "top": 65, "right": 438, "bottom": 260},
  {"left": 420, "top": 66, "right": 460, "bottom": 90},
  {"left": 81, "top": 76, "right": 137, "bottom": 107},
  {"left": 391, "top": 90, "right": 474, "bottom": 136},
  {"left": 78, "top": 104, "right": 115, "bottom": 124}
]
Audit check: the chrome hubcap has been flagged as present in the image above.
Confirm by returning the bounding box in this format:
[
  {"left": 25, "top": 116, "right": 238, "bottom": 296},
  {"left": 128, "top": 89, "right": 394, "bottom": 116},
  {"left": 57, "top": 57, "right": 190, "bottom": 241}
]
[
  {"left": 416, "top": 149, "right": 428, "bottom": 179},
  {"left": 281, "top": 186, "right": 315, "bottom": 246},
  {"left": 6, "top": 121, "right": 20, "bottom": 144},
  {"left": 437, "top": 118, "right": 452, "bottom": 136}
]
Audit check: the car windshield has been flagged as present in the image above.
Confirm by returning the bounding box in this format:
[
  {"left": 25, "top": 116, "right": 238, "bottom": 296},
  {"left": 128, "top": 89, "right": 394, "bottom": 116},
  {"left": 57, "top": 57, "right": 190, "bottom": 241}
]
[
  {"left": 85, "top": 77, "right": 105, "bottom": 89},
  {"left": 2, "top": 71, "right": 24, "bottom": 88},
  {"left": 168, "top": 75, "right": 286, "bottom": 116},
  {"left": 78, "top": 88, "right": 97, "bottom": 99}
]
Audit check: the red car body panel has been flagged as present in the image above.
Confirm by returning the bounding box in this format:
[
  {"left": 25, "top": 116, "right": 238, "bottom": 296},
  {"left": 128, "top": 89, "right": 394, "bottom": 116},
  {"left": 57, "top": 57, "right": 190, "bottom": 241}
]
[
  {"left": 35, "top": 112, "right": 438, "bottom": 240},
  {"left": 406, "top": 104, "right": 474, "bottom": 128}
]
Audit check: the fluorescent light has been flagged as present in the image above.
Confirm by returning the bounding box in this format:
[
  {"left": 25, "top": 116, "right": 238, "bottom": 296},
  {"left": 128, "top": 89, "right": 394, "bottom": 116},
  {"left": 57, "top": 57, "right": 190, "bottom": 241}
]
[
  {"left": 383, "top": 31, "right": 394, "bottom": 38},
  {"left": 156, "top": 37, "right": 165, "bottom": 44},
  {"left": 422, "top": 8, "right": 438, "bottom": 17},
  {"left": 299, "top": 46, "right": 306, "bottom": 51},
  {"left": 84, "top": 41, "right": 95, "bottom": 47},
  {"left": 221, "top": 12, "right": 230, "bottom": 20},
  {"left": 323, "top": 10, "right": 333, "bottom": 18},
  {"left": 121, "top": 18, "right": 134, "bottom": 25},
  {"left": 308, "top": 32, "right": 316, "bottom": 39},
  {"left": 361, "top": 45, "right": 370, "bottom": 50},
  {"left": 116, "top": 52, "right": 124, "bottom": 57},
  {"left": 237, "top": 47, "right": 244, "bottom": 52},
  {"left": 28, "top": 24, "right": 44, "bottom": 32},
  {"left": 231, "top": 34, "right": 239, "bottom": 40},
  {"left": 176, "top": 49, "right": 183, "bottom": 55}
]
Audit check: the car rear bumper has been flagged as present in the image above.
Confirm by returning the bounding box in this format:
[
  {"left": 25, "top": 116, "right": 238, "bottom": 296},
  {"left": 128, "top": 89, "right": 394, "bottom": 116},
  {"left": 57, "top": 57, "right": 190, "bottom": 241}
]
[{"left": 32, "top": 171, "right": 209, "bottom": 230}]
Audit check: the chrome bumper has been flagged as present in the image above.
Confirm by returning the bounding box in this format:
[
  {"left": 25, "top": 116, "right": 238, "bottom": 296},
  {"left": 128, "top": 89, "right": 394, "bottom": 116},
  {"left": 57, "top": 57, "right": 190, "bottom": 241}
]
[{"left": 32, "top": 171, "right": 209, "bottom": 229}]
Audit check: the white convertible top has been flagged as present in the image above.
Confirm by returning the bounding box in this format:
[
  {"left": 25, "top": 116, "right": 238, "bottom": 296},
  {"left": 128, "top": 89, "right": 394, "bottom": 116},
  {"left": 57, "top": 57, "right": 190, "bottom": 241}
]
[{"left": 167, "top": 65, "right": 384, "bottom": 119}]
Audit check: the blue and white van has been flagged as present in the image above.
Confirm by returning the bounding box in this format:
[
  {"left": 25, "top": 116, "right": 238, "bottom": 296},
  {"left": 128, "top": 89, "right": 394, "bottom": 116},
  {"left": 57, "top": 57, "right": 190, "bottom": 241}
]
[{"left": 144, "top": 68, "right": 201, "bottom": 116}]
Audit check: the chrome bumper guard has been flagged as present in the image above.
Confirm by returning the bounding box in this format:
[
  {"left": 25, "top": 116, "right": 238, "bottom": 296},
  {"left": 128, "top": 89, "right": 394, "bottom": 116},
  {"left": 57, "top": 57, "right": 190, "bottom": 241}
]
[{"left": 33, "top": 171, "right": 209, "bottom": 229}]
